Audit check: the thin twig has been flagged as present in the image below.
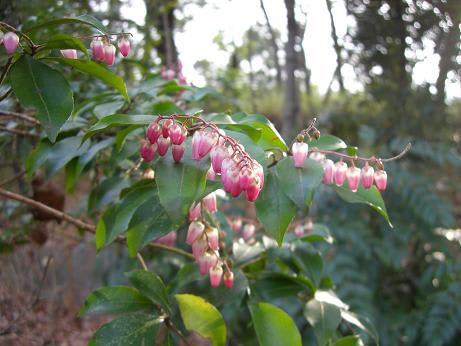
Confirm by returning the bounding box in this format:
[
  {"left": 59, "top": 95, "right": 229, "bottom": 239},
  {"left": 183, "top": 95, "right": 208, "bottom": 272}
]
[
  {"left": 137, "top": 253, "right": 148, "bottom": 271},
  {"left": 0, "top": 88, "right": 12, "bottom": 102},
  {"left": 0, "top": 22, "right": 37, "bottom": 52},
  {"left": 0, "top": 170, "right": 26, "bottom": 187},
  {"left": 0, "top": 125, "right": 39, "bottom": 137},
  {"left": 0, "top": 57, "right": 13, "bottom": 85},
  {"left": 0, "top": 188, "right": 194, "bottom": 259},
  {"left": 0, "top": 110, "right": 40, "bottom": 125}
]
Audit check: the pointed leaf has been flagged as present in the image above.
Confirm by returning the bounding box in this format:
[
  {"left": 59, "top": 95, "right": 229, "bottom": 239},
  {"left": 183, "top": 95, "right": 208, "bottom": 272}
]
[
  {"left": 39, "top": 33, "right": 89, "bottom": 59},
  {"left": 304, "top": 299, "right": 342, "bottom": 346},
  {"left": 9, "top": 55, "right": 73, "bottom": 142},
  {"left": 309, "top": 135, "right": 346, "bottom": 151},
  {"left": 332, "top": 335, "right": 360, "bottom": 346},
  {"left": 26, "top": 15, "right": 108, "bottom": 35}
]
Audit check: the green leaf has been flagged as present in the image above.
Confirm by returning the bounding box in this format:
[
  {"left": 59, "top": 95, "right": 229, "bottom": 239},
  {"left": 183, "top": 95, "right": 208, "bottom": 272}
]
[
  {"left": 249, "top": 302, "right": 302, "bottom": 346},
  {"left": 39, "top": 33, "right": 89, "bottom": 59},
  {"left": 155, "top": 140, "right": 208, "bottom": 224},
  {"left": 276, "top": 158, "right": 323, "bottom": 210},
  {"left": 236, "top": 113, "right": 287, "bottom": 150},
  {"left": 292, "top": 245, "right": 323, "bottom": 287},
  {"left": 304, "top": 299, "right": 342, "bottom": 346},
  {"left": 252, "top": 273, "right": 308, "bottom": 300},
  {"left": 88, "top": 176, "right": 130, "bottom": 212},
  {"left": 216, "top": 123, "right": 262, "bottom": 143},
  {"left": 341, "top": 311, "right": 379, "bottom": 344},
  {"left": 126, "top": 270, "right": 171, "bottom": 314},
  {"left": 332, "top": 335, "right": 360, "bottom": 346},
  {"left": 88, "top": 313, "right": 161, "bottom": 346},
  {"left": 255, "top": 167, "right": 297, "bottom": 246},
  {"left": 175, "top": 294, "right": 227, "bottom": 346},
  {"left": 80, "top": 286, "right": 154, "bottom": 316},
  {"left": 46, "top": 58, "right": 129, "bottom": 101},
  {"left": 333, "top": 183, "right": 392, "bottom": 227},
  {"left": 309, "top": 135, "right": 347, "bottom": 151},
  {"left": 9, "top": 55, "right": 73, "bottom": 142},
  {"left": 301, "top": 224, "right": 334, "bottom": 244},
  {"left": 26, "top": 15, "right": 108, "bottom": 35},
  {"left": 126, "top": 196, "right": 174, "bottom": 256},
  {"left": 84, "top": 114, "right": 154, "bottom": 141}
]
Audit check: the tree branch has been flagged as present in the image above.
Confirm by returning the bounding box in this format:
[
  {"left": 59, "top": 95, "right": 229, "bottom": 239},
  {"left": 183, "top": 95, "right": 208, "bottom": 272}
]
[{"left": 0, "top": 110, "right": 40, "bottom": 125}]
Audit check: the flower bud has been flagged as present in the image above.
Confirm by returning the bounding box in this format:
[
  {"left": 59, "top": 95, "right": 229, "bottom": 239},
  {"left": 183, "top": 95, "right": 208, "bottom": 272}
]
[
  {"left": 243, "top": 224, "right": 255, "bottom": 241},
  {"left": 157, "top": 136, "right": 170, "bottom": 156},
  {"left": 60, "top": 49, "right": 77, "bottom": 59},
  {"left": 294, "top": 225, "right": 304, "bottom": 237},
  {"left": 3, "top": 32, "right": 19, "bottom": 55},
  {"left": 230, "top": 218, "right": 242, "bottom": 233},
  {"left": 238, "top": 167, "right": 254, "bottom": 190},
  {"left": 210, "top": 145, "right": 228, "bottom": 173},
  {"left": 147, "top": 122, "right": 162, "bottom": 144},
  {"left": 323, "top": 159, "right": 335, "bottom": 185},
  {"left": 169, "top": 122, "right": 186, "bottom": 145},
  {"left": 154, "top": 231, "right": 177, "bottom": 247},
  {"left": 361, "top": 164, "right": 374, "bottom": 189},
  {"left": 192, "top": 237, "right": 208, "bottom": 259},
  {"left": 309, "top": 152, "right": 326, "bottom": 162},
  {"left": 91, "top": 38, "right": 105, "bottom": 60},
  {"left": 189, "top": 202, "right": 201, "bottom": 221},
  {"left": 172, "top": 144, "right": 185, "bottom": 162},
  {"left": 346, "top": 166, "right": 361, "bottom": 192},
  {"left": 198, "top": 252, "right": 218, "bottom": 276},
  {"left": 207, "top": 167, "right": 216, "bottom": 181},
  {"left": 140, "top": 140, "right": 156, "bottom": 162},
  {"left": 118, "top": 37, "right": 130, "bottom": 57},
  {"left": 374, "top": 170, "right": 387, "bottom": 192},
  {"left": 209, "top": 265, "right": 223, "bottom": 288},
  {"left": 192, "top": 130, "right": 217, "bottom": 160},
  {"left": 202, "top": 192, "right": 217, "bottom": 214},
  {"left": 245, "top": 178, "right": 261, "bottom": 202},
  {"left": 224, "top": 271, "right": 234, "bottom": 288},
  {"left": 334, "top": 161, "right": 348, "bottom": 187},
  {"left": 292, "top": 142, "right": 309, "bottom": 168},
  {"left": 206, "top": 227, "right": 220, "bottom": 251},
  {"left": 186, "top": 221, "right": 205, "bottom": 245},
  {"left": 162, "top": 119, "right": 173, "bottom": 138},
  {"left": 253, "top": 161, "right": 264, "bottom": 189},
  {"left": 104, "top": 44, "right": 116, "bottom": 65}
]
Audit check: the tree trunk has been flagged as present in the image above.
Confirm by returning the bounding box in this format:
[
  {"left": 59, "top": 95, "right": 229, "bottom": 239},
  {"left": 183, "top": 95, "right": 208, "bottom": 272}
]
[
  {"left": 282, "top": 0, "right": 300, "bottom": 139},
  {"left": 325, "top": 0, "right": 344, "bottom": 92},
  {"left": 259, "top": 0, "right": 282, "bottom": 89}
]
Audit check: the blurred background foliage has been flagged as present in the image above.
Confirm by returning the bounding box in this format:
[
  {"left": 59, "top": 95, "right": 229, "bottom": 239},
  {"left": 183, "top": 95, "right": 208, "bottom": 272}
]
[{"left": 0, "top": 0, "right": 460, "bottom": 345}]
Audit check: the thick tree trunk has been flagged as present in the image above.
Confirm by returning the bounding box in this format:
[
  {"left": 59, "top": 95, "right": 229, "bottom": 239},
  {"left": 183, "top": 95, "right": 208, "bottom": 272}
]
[
  {"left": 282, "top": 0, "right": 300, "bottom": 140},
  {"left": 325, "top": 0, "right": 344, "bottom": 92},
  {"left": 259, "top": 0, "right": 282, "bottom": 89}
]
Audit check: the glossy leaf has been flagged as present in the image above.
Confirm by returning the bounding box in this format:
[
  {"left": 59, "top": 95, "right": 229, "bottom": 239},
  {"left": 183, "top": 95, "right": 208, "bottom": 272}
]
[
  {"left": 309, "top": 135, "right": 347, "bottom": 151},
  {"left": 88, "top": 176, "right": 130, "bottom": 212},
  {"left": 9, "top": 55, "right": 73, "bottom": 142},
  {"left": 341, "top": 311, "right": 379, "bottom": 344},
  {"left": 46, "top": 58, "right": 129, "bottom": 101},
  {"left": 255, "top": 168, "right": 297, "bottom": 246},
  {"left": 84, "top": 114, "right": 154, "bottom": 141},
  {"left": 249, "top": 302, "right": 302, "bottom": 346},
  {"left": 126, "top": 270, "right": 171, "bottom": 314},
  {"left": 79, "top": 286, "right": 153, "bottom": 316},
  {"left": 332, "top": 335, "right": 360, "bottom": 346},
  {"left": 292, "top": 245, "right": 323, "bottom": 287},
  {"left": 26, "top": 14, "right": 108, "bottom": 34},
  {"left": 333, "top": 183, "right": 392, "bottom": 227},
  {"left": 175, "top": 294, "right": 227, "bottom": 346},
  {"left": 304, "top": 299, "right": 342, "bottom": 346},
  {"left": 276, "top": 158, "right": 323, "bottom": 210},
  {"left": 39, "top": 33, "right": 89, "bottom": 58},
  {"left": 235, "top": 113, "right": 287, "bottom": 150},
  {"left": 88, "top": 313, "right": 161, "bottom": 346}
]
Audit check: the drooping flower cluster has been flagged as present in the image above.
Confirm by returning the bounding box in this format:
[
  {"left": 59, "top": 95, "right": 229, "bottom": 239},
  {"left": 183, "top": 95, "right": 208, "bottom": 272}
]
[
  {"left": 140, "top": 118, "right": 188, "bottom": 163},
  {"left": 161, "top": 60, "right": 188, "bottom": 85},
  {"left": 1, "top": 31, "right": 19, "bottom": 55},
  {"left": 186, "top": 195, "right": 234, "bottom": 288},
  {"left": 291, "top": 140, "right": 388, "bottom": 193},
  {"left": 59, "top": 35, "right": 131, "bottom": 65}
]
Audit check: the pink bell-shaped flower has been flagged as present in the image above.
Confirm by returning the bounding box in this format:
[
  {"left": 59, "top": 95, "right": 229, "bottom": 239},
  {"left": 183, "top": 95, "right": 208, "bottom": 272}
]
[
  {"left": 309, "top": 152, "right": 326, "bottom": 162},
  {"left": 323, "top": 159, "right": 335, "bottom": 185},
  {"left": 374, "top": 169, "right": 387, "bottom": 192},
  {"left": 192, "top": 130, "right": 217, "bottom": 160},
  {"left": 172, "top": 144, "right": 185, "bottom": 162},
  {"left": 157, "top": 136, "right": 170, "bottom": 156},
  {"left": 188, "top": 202, "right": 201, "bottom": 221},
  {"left": 202, "top": 192, "right": 217, "bottom": 214},
  {"left": 169, "top": 122, "right": 186, "bottom": 145},
  {"left": 162, "top": 119, "right": 173, "bottom": 138},
  {"left": 140, "top": 140, "right": 156, "bottom": 162},
  {"left": 90, "top": 38, "right": 105, "bottom": 60},
  {"left": 346, "top": 166, "right": 361, "bottom": 192},
  {"left": 118, "top": 37, "right": 130, "bottom": 57},
  {"left": 210, "top": 145, "right": 228, "bottom": 173},
  {"left": 294, "top": 225, "right": 304, "bottom": 237},
  {"left": 334, "top": 161, "right": 348, "bottom": 187},
  {"left": 361, "top": 164, "right": 374, "bottom": 189},
  {"left": 3, "top": 32, "right": 19, "bottom": 55},
  {"left": 147, "top": 122, "right": 162, "bottom": 144},
  {"left": 243, "top": 224, "right": 255, "bottom": 241},
  {"left": 186, "top": 221, "right": 205, "bottom": 245},
  {"left": 192, "top": 238, "right": 208, "bottom": 260},
  {"left": 154, "top": 231, "right": 177, "bottom": 247},
  {"left": 239, "top": 167, "right": 254, "bottom": 190},
  {"left": 206, "top": 227, "right": 220, "bottom": 251},
  {"left": 224, "top": 271, "right": 234, "bottom": 288},
  {"left": 292, "top": 142, "right": 309, "bottom": 168},
  {"left": 253, "top": 161, "right": 264, "bottom": 189},
  {"left": 60, "top": 49, "right": 77, "bottom": 59},
  {"left": 104, "top": 44, "right": 116, "bottom": 65},
  {"left": 207, "top": 167, "right": 216, "bottom": 181},
  {"left": 230, "top": 218, "right": 242, "bottom": 233},
  {"left": 209, "top": 265, "right": 223, "bottom": 288},
  {"left": 245, "top": 178, "right": 261, "bottom": 202},
  {"left": 198, "top": 252, "right": 218, "bottom": 276}
]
